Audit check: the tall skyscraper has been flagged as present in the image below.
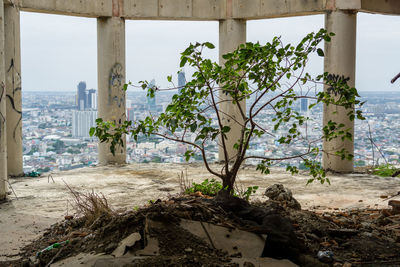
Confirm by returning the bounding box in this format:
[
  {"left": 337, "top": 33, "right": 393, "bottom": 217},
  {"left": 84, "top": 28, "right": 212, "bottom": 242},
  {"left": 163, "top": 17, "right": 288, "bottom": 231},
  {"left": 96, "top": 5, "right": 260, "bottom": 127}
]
[
  {"left": 77, "top": 81, "right": 87, "bottom": 110},
  {"left": 72, "top": 110, "right": 98, "bottom": 138},
  {"left": 127, "top": 108, "right": 135, "bottom": 121},
  {"left": 147, "top": 79, "right": 157, "bottom": 111},
  {"left": 87, "top": 89, "right": 97, "bottom": 109},
  {"left": 76, "top": 82, "right": 97, "bottom": 110},
  {"left": 300, "top": 98, "right": 308, "bottom": 113},
  {"left": 178, "top": 70, "right": 186, "bottom": 93}
]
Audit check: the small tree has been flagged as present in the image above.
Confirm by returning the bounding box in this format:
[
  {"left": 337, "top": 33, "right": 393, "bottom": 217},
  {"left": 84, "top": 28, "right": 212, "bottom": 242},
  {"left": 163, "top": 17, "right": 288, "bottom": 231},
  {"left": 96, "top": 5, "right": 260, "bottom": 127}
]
[{"left": 91, "top": 29, "right": 364, "bottom": 196}]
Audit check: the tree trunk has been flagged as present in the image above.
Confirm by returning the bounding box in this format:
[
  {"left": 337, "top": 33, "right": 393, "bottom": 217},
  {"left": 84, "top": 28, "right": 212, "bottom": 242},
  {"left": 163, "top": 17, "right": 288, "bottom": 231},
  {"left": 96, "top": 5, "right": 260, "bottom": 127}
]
[{"left": 222, "top": 175, "right": 235, "bottom": 195}]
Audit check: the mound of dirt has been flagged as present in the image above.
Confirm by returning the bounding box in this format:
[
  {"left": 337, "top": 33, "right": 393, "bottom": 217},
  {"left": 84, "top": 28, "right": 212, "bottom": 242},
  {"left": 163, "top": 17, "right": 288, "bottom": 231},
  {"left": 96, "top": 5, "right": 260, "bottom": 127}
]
[{"left": 4, "top": 186, "right": 400, "bottom": 267}]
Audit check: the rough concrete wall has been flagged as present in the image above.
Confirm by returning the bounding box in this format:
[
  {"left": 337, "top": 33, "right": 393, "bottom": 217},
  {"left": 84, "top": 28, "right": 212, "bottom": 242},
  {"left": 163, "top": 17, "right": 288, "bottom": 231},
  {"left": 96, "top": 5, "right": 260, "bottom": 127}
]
[
  {"left": 0, "top": 0, "right": 8, "bottom": 200},
  {"left": 4, "top": 4, "right": 23, "bottom": 176}
]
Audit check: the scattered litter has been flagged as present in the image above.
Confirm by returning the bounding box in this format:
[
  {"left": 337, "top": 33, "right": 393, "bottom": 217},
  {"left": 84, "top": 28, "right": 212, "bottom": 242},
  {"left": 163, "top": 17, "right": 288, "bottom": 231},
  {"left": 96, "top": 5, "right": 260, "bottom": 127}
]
[
  {"left": 317, "top": 250, "right": 334, "bottom": 263},
  {"left": 26, "top": 171, "right": 41, "bottom": 177},
  {"left": 37, "top": 240, "right": 69, "bottom": 257}
]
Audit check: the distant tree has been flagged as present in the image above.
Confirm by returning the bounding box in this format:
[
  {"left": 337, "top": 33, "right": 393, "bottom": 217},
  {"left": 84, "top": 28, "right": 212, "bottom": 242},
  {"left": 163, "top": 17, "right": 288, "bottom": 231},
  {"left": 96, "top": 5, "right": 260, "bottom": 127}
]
[
  {"left": 151, "top": 156, "right": 162, "bottom": 163},
  {"left": 53, "top": 140, "right": 65, "bottom": 154},
  {"left": 38, "top": 123, "right": 47, "bottom": 129},
  {"left": 67, "top": 148, "right": 80, "bottom": 154},
  {"left": 38, "top": 167, "right": 50, "bottom": 173},
  {"left": 92, "top": 29, "right": 364, "bottom": 197}
]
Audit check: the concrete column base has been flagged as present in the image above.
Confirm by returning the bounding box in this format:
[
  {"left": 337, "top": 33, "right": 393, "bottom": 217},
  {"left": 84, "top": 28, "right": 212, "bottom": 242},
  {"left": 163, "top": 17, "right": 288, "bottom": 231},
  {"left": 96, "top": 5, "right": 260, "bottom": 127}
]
[
  {"left": 5, "top": 4, "right": 23, "bottom": 176},
  {"left": 323, "top": 10, "right": 357, "bottom": 172},
  {"left": 0, "top": 0, "right": 8, "bottom": 200},
  {"left": 97, "top": 17, "right": 126, "bottom": 165},
  {"left": 218, "top": 19, "right": 246, "bottom": 162}
]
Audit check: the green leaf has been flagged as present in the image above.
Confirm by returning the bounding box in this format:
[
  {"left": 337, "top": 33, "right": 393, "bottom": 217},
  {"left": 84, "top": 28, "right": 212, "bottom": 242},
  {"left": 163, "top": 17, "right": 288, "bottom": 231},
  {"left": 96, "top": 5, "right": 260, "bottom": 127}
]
[
  {"left": 180, "top": 57, "right": 188, "bottom": 67},
  {"left": 89, "top": 127, "right": 95, "bottom": 136},
  {"left": 190, "top": 123, "right": 197, "bottom": 133},
  {"left": 204, "top": 42, "right": 215, "bottom": 49},
  {"left": 317, "top": 48, "right": 324, "bottom": 57},
  {"left": 222, "top": 126, "right": 231, "bottom": 133}
]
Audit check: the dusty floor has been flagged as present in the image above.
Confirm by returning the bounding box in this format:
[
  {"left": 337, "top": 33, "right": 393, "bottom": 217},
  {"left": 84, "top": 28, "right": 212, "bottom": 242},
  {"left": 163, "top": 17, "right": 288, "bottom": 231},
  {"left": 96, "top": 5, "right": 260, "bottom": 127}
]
[{"left": 1, "top": 163, "right": 400, "bottom": 262}]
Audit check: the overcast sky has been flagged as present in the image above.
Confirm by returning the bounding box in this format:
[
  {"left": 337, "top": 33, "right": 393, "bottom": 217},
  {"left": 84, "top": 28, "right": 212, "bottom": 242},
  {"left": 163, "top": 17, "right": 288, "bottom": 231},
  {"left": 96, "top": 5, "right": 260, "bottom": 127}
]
[{"left": 20, "top": 12, "right": 400, "bottom": 92}]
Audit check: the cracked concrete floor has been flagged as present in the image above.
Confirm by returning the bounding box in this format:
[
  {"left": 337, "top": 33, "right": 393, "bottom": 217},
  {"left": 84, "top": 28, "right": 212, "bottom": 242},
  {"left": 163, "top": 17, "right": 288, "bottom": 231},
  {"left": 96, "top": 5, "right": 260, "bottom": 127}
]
[{"left": 1, "top": 163, "right": 400, "bottom": 261}]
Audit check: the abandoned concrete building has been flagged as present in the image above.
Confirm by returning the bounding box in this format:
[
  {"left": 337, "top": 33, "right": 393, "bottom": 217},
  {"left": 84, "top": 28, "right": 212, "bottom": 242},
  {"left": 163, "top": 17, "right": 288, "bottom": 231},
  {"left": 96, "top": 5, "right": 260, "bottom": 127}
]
[{"left": 0, "top": 0, "right": 399, "bottom": 200}]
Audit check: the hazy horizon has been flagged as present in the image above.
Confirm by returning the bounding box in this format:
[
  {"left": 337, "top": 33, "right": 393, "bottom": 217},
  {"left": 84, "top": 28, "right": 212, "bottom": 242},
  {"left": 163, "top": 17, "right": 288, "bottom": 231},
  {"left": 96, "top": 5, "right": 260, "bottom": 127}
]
[{"left": 20, "top": 12, "right": 400, "bottom": 92}]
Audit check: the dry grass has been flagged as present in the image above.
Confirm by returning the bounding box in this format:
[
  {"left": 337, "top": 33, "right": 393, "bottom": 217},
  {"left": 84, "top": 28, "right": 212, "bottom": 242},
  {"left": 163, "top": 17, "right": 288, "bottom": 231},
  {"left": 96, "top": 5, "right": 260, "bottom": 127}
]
[
  {"left": 178, "top": 169, "right": 193, "bottom": 194},
  {"left": 63, "top": 180, "right": 115, "bottom": 225}
]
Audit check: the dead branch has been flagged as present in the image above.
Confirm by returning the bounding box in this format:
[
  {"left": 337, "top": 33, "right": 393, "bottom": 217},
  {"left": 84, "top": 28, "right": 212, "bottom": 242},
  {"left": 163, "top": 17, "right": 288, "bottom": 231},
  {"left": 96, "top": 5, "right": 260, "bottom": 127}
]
[
  {"left": 391, "top": 72, "right": 400, "bottom": 84},
  {"left": 1, "top": 178, "right": 18, "bottom": 200},
  {"left": 48, "top": 174, "right": 55, "bottom": 183}
]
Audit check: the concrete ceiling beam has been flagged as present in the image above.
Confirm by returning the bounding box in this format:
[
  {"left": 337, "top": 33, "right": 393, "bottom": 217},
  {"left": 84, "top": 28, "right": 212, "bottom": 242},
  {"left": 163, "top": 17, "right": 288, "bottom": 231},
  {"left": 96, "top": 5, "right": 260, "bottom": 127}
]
[
  {"left": 361, "top": 0, "right": 400, "bottom": 15},
  {"left": 122, "top": 0, "right": 223, "bottom": 21},
  {"left": 231, "top": 0, "right": 325, "bottom": 20},
  {"left": 2, "top": 0, "right": 400, "bottom": 21},
  {"left": 17, "top": 0, "right": 113, "bottom": 18}
]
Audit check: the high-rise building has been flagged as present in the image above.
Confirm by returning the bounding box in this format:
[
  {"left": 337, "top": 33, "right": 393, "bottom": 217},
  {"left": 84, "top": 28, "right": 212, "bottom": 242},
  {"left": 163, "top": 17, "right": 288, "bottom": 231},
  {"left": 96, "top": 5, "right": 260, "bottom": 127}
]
[
  {"left": 77, "top": 81, "right": 87, "bottom": 110},
  {"left": 126, "top": 99, "right": 132, "bottom": 109},
  {"left": 87, "top": 89, "right": 97, "bottom": 109},
  {"left": 127, "top": 108, "right": 135, "bottom": 121},
  {"left": 72, "top": 110, "right": 98, "bottom": 138},
  {"left": 301, "top": 98, "right": 308, "bottom": 113},
  {"left": 178, "top": 70, "right": 186, "bottom": 93},
  {"left": 147, "top": 79, "right": 157, "bottom": 111}
]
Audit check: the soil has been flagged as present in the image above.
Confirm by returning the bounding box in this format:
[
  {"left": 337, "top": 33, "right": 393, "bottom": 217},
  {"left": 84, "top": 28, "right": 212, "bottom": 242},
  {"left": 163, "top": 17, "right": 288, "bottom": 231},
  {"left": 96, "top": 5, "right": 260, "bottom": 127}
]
[{"left": 2, "top": 189, "right": 400, "bottom": 267}]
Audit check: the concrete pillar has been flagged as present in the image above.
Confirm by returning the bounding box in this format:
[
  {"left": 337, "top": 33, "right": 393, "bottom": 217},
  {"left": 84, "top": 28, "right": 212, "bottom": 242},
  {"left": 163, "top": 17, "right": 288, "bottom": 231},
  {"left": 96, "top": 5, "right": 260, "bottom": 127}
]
[
  {"left": 323, "top": 10, "right": 357, "bottom": 172},
  {"left": 218, "top": 19, "right": 246, "bottom": 162},
  {"left": 97, "top": 17, "right": 126, "bottom": 165},
  {"left": 4, "top": 4, "right": 23, "bottom": 176},
  {"left": 0, "top": 0, "right": 8, "bottom": 200}
]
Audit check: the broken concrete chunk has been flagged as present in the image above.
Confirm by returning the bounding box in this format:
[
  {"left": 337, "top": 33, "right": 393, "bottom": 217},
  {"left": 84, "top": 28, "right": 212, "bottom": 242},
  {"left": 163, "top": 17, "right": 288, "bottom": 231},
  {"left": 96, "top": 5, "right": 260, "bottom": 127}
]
[
  {"left": 264, "top": 184, "right": 301, "bottom": 210},
  {"left": 388, "top": 200, "right": 400, "bottom": 214},
  {"left": 133, "top": 237, "right": 159, "bottom": 256},
  {"left": 93, "top": 256, "right": 149, "bottom": 267},
  {"left": 180, "top": 219, "right": 266, "bottom": 258},
  {"left": 112, "top": 232, "right": 141, "bottom": 257},
  {"left": 232, "top": 257, "right": 298, "bottom": 267},
  {"left": 52, "top": 253, "right": 113, "bottom": 267}
]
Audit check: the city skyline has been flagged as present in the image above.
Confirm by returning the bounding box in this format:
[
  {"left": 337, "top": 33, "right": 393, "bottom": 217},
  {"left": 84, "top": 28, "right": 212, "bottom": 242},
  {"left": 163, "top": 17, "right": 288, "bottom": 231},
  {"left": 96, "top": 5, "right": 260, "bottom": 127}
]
[
  {"left": 21, "top": 90, "right": 400, "bottom": 173},
  {"left": 20, "top": 12, "right": 400, "bottom": 92}
]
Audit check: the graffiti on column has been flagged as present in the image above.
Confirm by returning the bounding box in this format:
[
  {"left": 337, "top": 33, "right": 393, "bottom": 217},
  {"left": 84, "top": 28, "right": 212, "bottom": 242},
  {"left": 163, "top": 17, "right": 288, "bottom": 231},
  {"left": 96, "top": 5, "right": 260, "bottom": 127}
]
[
  {"left": 108, "top": 63, "right": 125, "bottom": 108},
  {"left": 0, "top": 82, "right": 6, "bottom": 150},
  {"left": 6, "top": 58, "right": 22, "bottom": 141},
  {"left": 108, "top": 63, "right": 126, "bottom": 155}
]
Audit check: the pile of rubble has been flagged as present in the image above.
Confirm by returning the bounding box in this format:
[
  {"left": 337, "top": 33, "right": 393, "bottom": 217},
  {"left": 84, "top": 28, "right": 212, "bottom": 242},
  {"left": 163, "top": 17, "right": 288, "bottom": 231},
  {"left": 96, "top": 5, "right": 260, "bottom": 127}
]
[{"left": 5, "top": 184, "right": 400, "bottom": 267}]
